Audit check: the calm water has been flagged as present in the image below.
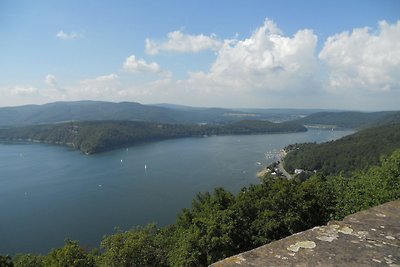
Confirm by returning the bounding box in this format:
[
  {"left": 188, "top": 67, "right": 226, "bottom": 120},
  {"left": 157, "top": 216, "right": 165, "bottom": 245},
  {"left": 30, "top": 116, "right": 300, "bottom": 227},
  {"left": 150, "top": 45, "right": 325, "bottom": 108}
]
[{"left": 0, "top": 128, "right": 353, "bottom": 254}]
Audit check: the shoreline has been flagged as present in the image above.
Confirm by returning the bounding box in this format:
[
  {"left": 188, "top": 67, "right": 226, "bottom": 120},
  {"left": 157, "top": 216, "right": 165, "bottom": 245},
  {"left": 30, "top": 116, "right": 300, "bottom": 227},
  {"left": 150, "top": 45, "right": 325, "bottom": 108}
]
[{"left": 256, "top": 148, "right": 292, "bottom": 179}]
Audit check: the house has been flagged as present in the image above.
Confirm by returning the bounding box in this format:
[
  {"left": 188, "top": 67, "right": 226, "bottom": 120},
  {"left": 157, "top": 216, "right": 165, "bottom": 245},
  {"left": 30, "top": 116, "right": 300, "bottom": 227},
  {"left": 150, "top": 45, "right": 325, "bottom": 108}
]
[{"left": 294, "top": 169, "right": 304, "bottom": 174}]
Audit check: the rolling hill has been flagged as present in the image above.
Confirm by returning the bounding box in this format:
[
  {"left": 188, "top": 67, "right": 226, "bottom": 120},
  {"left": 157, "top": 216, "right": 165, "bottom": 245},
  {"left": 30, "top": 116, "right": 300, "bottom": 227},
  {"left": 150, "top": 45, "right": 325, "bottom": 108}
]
[
  {"left": 293, "top": 111, "right": 400, "bottom": 129},
  {"left": 283, "top": 123, "right": 400, "bottom": 175},
  {"left": 0, "top": 100, "right": 339, "bottom": 127}
]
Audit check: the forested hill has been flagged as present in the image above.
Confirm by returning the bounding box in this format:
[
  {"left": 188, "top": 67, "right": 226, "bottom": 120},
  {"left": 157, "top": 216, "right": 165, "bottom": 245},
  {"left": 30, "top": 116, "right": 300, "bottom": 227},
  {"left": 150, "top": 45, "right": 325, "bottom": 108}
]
[
  {"left": 361, "top": 111, "right": 400, "bottom": 129},
  {"left": 0, "top": 101, "right": 319, "bottom": 126},
  {"left": 283, "top": 123, "right": 400, "bottom": 175},
  {"left": 0, "top": 101, "right": 216, "bottom": 126},
  {"left": 293, "top": 110, "right": 400, "bottom": 129},
  {"left": 0, "top": 120, "right": 306, "bottom": 154}
]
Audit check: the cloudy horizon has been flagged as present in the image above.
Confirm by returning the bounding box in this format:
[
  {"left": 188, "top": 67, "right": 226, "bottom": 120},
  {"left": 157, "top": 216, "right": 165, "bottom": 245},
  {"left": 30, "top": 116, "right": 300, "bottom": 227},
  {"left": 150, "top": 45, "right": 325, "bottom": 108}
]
[{"left": 1, "top": 1, "right": 399, "bottom": 110}]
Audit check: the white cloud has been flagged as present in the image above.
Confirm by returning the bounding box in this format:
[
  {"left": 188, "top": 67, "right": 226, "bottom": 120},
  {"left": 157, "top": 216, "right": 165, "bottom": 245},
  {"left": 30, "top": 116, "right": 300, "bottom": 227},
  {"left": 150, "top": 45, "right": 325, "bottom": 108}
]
[
  {"left": 11, "top": 85, "right": 39, "bottom": 96},
  {"left": 45, "top": 74, "right": 57, "bottom": 87},
  {"left": 145, "top": 31, "right": 222, "bottom": 55},
  {"left": 122, "top": 55, "right": 161, "bottom": 73},
  {"left": 56, "top": 31, "right": 83, "bottom": 40},
  {"left": 44, "top": 74, "right": 65, "bottom": 92},
  {"left": 182, "top": 18, "right": 319, "bottom": 96},
  {"left": 80, "top": 73, "right": 119, "bottom": 87},
  {"left": 90, "top": 73, "right": 119, "bottom": 83},
  {"left": 319, "top": 20, "right": 400, "bottom": 93},
  {"left": 77, "top": 74, "right": 121, "bottom": 98},
  {"left": 3, "top": 19, "right": 399, "bottom": 110}
]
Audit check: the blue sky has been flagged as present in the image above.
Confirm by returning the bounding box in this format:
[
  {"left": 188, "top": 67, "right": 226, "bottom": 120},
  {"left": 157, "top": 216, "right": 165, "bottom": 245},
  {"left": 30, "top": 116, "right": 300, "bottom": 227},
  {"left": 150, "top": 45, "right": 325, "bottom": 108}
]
[{"left": 1, "top": 0, "right": 399, "bottom": 110}]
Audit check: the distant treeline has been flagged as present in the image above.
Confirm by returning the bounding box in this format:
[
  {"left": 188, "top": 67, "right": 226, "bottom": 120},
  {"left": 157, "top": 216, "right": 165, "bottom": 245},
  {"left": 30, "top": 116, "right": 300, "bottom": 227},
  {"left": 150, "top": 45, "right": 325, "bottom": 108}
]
[
  {"left": 293, "top": 110, "right": 400, "bottom": 129},
  {"left": 283, "top": 123, "right": 400, "bottom": 175},
  {"left": 0, "top": 120, "right": 306, "bottom": 154}
]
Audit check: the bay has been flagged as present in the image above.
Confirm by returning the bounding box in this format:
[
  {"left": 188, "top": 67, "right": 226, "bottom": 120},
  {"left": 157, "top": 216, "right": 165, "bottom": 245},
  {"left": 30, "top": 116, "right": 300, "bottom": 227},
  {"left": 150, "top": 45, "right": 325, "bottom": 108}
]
[{"left": 0, "top": 128, "right": 353, "bottom": 254}]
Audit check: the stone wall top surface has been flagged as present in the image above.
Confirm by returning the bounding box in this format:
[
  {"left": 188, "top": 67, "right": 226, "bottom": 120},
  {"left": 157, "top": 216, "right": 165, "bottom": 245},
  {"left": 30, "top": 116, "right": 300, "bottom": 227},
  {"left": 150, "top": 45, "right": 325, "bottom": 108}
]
[{"left": 211, "top": 200, "right": 400, "bottom": 267}]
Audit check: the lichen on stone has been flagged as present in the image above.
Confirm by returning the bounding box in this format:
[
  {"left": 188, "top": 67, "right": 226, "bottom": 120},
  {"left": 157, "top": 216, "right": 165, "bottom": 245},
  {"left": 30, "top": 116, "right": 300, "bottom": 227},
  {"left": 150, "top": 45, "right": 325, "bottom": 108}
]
[
  {"left": 338, "top": 226, "right": 353, "bottom": 235},
  {"left": 316, "top": 235, "right": 337, "bottom": 242},
  {"left": 287, "top": 240, "right": 316, "bottom": 252}
]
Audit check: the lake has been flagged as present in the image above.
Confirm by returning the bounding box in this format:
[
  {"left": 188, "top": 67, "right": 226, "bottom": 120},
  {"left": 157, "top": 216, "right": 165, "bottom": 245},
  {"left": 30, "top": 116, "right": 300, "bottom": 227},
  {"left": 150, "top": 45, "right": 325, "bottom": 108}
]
[{"left": 0, "top": 128, "right": 353, "bottom": 254}]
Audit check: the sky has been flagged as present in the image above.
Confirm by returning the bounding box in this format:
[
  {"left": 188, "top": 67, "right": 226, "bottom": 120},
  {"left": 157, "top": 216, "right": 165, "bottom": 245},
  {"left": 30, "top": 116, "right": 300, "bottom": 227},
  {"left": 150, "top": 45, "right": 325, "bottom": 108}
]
[{"left": 1, "top": 0, "right": 399, "bottom": 110}]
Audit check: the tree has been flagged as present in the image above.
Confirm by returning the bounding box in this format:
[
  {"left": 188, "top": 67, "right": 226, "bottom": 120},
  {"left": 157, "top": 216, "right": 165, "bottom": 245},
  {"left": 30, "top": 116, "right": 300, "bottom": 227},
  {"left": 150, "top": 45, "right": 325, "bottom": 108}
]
[
  {"left": 0, "top": 255, "right": 13, "bottom": 267},
  {"left": 44, "top": 240, "right": 95, "bottom": 267},
  {"left": 100, "top": 224, "right": 168, "bottom": 267},
  {"left": 13, "top": 254, "right": 44, "bottom": 267}
]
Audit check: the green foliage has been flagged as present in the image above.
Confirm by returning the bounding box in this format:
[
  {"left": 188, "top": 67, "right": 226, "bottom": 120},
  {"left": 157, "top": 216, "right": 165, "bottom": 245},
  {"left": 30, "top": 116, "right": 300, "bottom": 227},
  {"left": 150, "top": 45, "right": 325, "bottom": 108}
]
[
  {"left": 284, "top": 123, "right": 400, "bottom": 175},
  {"left": 294, "top": 111, "right": 400, "bottom": 129},
  {"left": 99, "top": 224, "right": 167, "bottom": 267},
  {"left": 161, "top": 149, "right": 400, "bottom": 265},
  {"left": 333, "top": 149, "right": 400, "bottom": 219},
  {"left": 0, "top": 255, "right": 13, "bottom": 267},
  {"left": 13, "top": 254, "right": 44, "bottom": 267},
  {"left": 0, "top": 120, "right": 306, "bottom": 154},
  {"left": 169, "top": 188, "right": 238, "bottom": 266},
  {"left": 43, "top": 240, "right": 95, "bottom": 267}
]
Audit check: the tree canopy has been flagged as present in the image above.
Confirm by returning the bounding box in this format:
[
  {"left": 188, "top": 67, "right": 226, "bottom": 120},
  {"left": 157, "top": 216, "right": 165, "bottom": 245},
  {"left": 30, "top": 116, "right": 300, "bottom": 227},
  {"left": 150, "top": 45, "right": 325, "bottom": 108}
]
[
  {"left": 0, "top": 120, "right": 306, "bottom": 154},
  {"left": 283, "top": 123, "right": 400, "bottom": 175}
]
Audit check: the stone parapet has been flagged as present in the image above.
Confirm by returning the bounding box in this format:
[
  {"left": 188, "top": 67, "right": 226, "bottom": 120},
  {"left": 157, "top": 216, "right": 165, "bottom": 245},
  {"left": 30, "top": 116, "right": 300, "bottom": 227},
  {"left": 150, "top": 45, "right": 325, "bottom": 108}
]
[{"left": 211, "top": 200, "right": 400, "bottom": 267}]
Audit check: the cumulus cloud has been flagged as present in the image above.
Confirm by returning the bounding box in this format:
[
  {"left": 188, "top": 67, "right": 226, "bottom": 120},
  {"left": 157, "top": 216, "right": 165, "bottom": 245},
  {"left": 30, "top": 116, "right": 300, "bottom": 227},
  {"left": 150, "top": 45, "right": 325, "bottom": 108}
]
[
  {"left": 45, "top": 74, "right": 57, "bottom": 87},
  {"left": 44, "top": 74, "right": 64, "bottom": 91},
  {"left": 122, "top": 55, "right": 161, "bottom": 73},
  {"left": 10, "top": 85, "right": 39, "bottom": 96},
  {"left": 319, "top": 20, "right": 400, "bottom": 93},
  {"left": 88, "top": 73, "right": 119, "bottom": 83},
  {"left": 183, "top": 18, "right": 319, "bottom": 96},
  {"left": 80, "top": 74, "right": 119, "bottom": 87},
  {"left": 77, "top": 74, "right": 120, "bottom": 98},
  {"left": 4, "top": 19, "right": 398, "bottom": 110},
  {"left": 56, "top": 31, "right": 83, "bottom": 40},
  {"left": 145, "top": 31, "right": 222, "bottom": 55}
]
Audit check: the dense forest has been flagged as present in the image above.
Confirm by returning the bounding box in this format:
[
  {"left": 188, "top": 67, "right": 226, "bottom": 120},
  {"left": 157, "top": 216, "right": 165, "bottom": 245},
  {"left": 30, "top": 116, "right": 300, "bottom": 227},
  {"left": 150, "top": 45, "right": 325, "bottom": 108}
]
[
  {"left": 293, "top": 110, "right": 400, "bottom": 129},
  {"left": 1, "top": 147, "right": 399, "bottom": 266},
  {"left": 283, "top": 123, "right": 400, "bottom": 175},
  {"left": 0, "top": 120, "right": 306, "bottom": 154}
]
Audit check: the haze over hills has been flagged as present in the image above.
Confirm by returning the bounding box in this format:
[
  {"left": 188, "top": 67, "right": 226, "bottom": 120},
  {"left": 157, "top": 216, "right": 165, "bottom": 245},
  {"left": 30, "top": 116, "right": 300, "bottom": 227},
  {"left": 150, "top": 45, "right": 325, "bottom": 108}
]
[
  {"left": 0, "top": 101, "right": 332, "bottom": 127},
  {"left": 2, "top": 100, "right": 400, "bottom": 128},
  {"left": 0, "top": 101, "right": 187, "bottom": 126},
  {"left": 293, "top": 111, "right": 400, "bottom": 129}
]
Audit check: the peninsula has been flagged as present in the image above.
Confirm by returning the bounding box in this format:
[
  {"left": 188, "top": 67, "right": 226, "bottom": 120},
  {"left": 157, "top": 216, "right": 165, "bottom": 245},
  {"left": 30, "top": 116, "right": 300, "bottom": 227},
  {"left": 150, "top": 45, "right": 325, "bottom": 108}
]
[{"left": 0, "top": 120, "right": 306, "bottom": 154}]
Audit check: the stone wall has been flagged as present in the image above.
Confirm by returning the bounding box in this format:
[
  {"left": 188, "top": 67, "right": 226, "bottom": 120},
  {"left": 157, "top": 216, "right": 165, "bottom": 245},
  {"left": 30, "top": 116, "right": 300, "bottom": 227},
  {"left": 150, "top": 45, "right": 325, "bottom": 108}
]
[{"left": 211, "top": 199, "right": 400, "bottom": 267}]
